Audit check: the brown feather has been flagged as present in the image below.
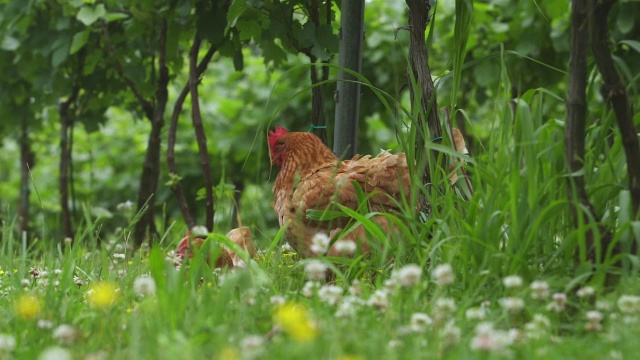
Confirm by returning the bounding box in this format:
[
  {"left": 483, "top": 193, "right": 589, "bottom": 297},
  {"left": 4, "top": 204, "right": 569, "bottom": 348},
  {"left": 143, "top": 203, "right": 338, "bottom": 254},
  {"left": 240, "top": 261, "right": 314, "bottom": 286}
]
[{"left": 270, "top": 129, "right": 470, "bottom": 258}]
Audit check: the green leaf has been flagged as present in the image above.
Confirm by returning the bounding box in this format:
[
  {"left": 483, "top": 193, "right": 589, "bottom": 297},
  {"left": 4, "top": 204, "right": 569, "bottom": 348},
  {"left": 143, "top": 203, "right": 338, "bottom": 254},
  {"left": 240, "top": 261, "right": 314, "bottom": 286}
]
[
  {"left": 261, "top": 40, "right": 287, "bottom": 67},
  {"left": 541, "top": 1, "right": 567, "bottom": 20},
  {"left": 52, "top": 45, "right": 69, "bottom": 68},
  {"left": 299, "top": 22, "right": 316, "bottom": 48},
  {"left": 233, "top": 48, "right": 244, "bottom": 71},
  {"left": 0, "top": 35, "right": 19, "bottom": 51},
  {"left": 617, "top": 9, "right": 634, "bottom": 34},
  {"left": 316, "top": 24, "right": 338, "bottom": 53},
  {"left": 70, "top": 30, "right": 90, "bottom": 55},
  {"left": 236, "top": 18, "right": 262, "bottom": 41},
  {"left": 226, "top": 0, "right": 247, "bottom": 33},
  {"left": 620, "top": 40, "right": 640, "bottom": 55},
  {"left": 76, "top": 4, "right": 106, "bottom": 26},
  {"left": 105, "top": 12, "right": 129, "bottom": 22}
]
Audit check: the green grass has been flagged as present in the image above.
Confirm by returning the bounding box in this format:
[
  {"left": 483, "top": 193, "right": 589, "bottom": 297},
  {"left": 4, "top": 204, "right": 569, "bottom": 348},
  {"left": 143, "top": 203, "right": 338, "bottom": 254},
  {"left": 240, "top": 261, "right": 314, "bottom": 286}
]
[
  {"left": 2, "top": 68, "right": 639, "bottom": 360},
  {"left": 1, "top": 21, "right": 638, "bottom": 360}
]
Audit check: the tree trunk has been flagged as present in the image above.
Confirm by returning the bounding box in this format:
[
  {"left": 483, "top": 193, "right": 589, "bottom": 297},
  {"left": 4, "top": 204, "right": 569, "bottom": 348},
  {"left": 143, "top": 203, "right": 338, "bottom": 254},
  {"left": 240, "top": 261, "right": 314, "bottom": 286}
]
[
  {"left": 333, "top": 0, "right": 365, "bottom": 158},
  {"left": 189, "top": 35, "right": 215, "bottom": 231},
  {"left": 566, "top": 0, "right": 609, "bottom": 263},
  {"left": 59, "top": 108, "right": 75, "bottom": 241},
  {"left": 307, "top": 0, "right": 328, "bottom": 144},
  {"left": 406, "top": 0, "right": 443, "bottom": 212},
  {"left": 589, "top": 0, "right": 640, "bottom": 218},
  {"left": 59, "top": 75, "right": 81, "bottom": 241},
  {"left": 133, "top": 20, "right": 170, "bottom": 246}
]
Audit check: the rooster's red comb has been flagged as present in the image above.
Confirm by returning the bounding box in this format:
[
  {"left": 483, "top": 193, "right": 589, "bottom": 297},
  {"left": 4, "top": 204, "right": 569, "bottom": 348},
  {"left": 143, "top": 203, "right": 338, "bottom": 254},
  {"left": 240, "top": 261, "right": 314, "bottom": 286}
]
[{"left": 268, "top": 126, "right": 288, "bottom": 149}]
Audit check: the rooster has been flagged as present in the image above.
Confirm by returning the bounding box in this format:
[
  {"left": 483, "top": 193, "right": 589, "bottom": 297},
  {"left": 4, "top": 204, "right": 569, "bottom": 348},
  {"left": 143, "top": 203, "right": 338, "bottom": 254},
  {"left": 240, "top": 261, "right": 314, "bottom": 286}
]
[
  {"left": 175, "top": 226, "right": 255, "bottom": 268},
  {"left": 268, "top": 126, "right": 469, "bottom": 258}
]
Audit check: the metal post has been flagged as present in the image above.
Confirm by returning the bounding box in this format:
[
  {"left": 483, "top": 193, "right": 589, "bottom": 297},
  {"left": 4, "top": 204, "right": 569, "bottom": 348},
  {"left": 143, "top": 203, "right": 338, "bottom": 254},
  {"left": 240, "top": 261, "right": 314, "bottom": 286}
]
[{"left": 333, "top": 0, "right": 365, "bottom": 159}]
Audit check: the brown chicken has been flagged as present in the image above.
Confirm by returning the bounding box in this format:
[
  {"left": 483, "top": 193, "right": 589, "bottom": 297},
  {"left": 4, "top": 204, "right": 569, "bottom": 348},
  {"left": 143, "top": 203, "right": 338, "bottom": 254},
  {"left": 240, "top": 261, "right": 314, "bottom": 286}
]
[
  {"left": 175, "top": 226, "right": 255, "bottom": 268},
  {"left": 269, "top": 126, "right": 469, "bottom": 258}
]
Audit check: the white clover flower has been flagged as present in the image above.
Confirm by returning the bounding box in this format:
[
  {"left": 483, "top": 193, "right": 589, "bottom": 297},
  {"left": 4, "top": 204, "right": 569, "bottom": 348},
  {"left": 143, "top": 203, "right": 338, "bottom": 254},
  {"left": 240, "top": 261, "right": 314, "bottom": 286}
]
[
  {"left": 301, "top": 281, "right": 320, "bottom": 298},
  {"left": 73, "top": 276, "right": 83, "bottom": 287},
  {"left": 37, "top": 319, "right": 53, "bottom": 329},
  {"left": 52, "top": 324, "right": 78, "bottom": 345},
  {"left": 617, "top": 295, "right": 640, "bottom": 314},
  {"left": 409, "top": 312, "right": 433, "bottom": 332},
  {"left": 498, "top": 297, "right": 525, "bottom": 313},
  {"left": 387, "top": 339, "right": 402, "bottom": 349},
  {"left": 0, "top": 334, "right": 16, "bottom": 352},
  {"left": 318, "top": 285, "right": 343, "bottom": 306},
  {"left": 432, "top": 263, "right": 454, "bottom": 286},
  {"left": 240, "top": 335, "right": 264, "bottom": 358},
  {"left": 304, "top": 260, "right": 328, "bottom": 281},
  {"left": 586, "top": 310, "right": 603, "bottom": 323},
  {"left": 280, "top": 242, "right": 294, "bottom": 253},
  {"left": 335, "top": 296, "right": 364, "bottom": 319},
  {"left": 585, "top": 310, "right": 604, "bottom": 332},
  {"left": 470, "top": 322, "right": 513, "bottom": 352},
  {"left": 384, "top": 277, "right": 398, "bottom": 293},
  {"left": 524, "top": 314, "right": 551, "bottom": 340},
  {"left": 112, "top": 253, "right": 126, "bottom": 260},
  {"left": 503, "top": 275, "right": 523, "bottom": 288},
  {"left": 434, "top": 298, "right": 458, "bottom": 315},
  {"left": 53, "top": 269, "right": 62, "bottom": 276},
  {"left": 348, "top": 279, "right": 362, "bottom": 297},
  {"left": 577, "top": 286, "right": 595, "bottom": 298},
  {"left": 396, "top": 264, "right": 422, "bottom": 287},
  {"left": 133, "top": 276, "right": 156, "bottom": 297},
  {"left": 596, "top": 300, "right": 613, "bottom": 312},
  {"left": 441, "top": 320, "right": 461, "bottom": 347},
  {"left": 242, "top": 289, "right": 257, "bottom": 306},
  {"left": 547, "top": 293, "right": 567, "bottom": 312},
  {"left": 38, "top": 346, "right": 72, "bottom": 360},
  {"left": 84, "top": 351, "right": 109, "bottom": 360},
  {"left": 367, "top": 289, "right": 389, "bottom": 310},
  {"left": 39, "top": 270, "right": 49, "bottom": 278},
  {"left": 116, "top": 200, "right": 134, "bottom": 212},
  {"left": 333, "top": 240, "right": 357, "bottom": 256},
  {"left": 21, "top": 279, "right": 30, "bottom": 288},
  {"left": 530, "top": 280, "right": 550, "bottom": 299},
  {"left": 310, "top": 233, "right": 330, "bottom": 255},
  {"left": 63, "top": 237, "right": 73, "bottom": 246},
  {"left": 270, "top": 296, "right": 286, "bottom": 306},
  {"left": 508, "top": 328, "right": 522, "bottom": 343},
  {"left": 191, "top": 225, "right": 209, "bottom": 238},
  {"left": 165, "top": 250, "right": 181, "bottom": 266},
  {"left": 465, "top": 307, "right": 487, "bottom": 321}
]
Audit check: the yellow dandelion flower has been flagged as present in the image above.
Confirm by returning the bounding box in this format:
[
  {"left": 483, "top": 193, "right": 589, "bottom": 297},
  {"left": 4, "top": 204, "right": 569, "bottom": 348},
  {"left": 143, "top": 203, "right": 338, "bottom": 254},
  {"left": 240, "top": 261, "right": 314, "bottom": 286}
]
[
  {"left": 0, "top": 269, "right": 4, "bottom": 275},
  {"left": 218, "top": 346, "right": 239, "bottom": 360},
  {"left": 274, "top": 302, "right": 317, "bottom": 342},
  {"left": 15, "top": 294, "right": 41, "bottom": 319},
  {"left": 87, "top": 282, "right": 119, "bottom": 308},
  {"left": 338, "top": 356, "right": 364, "bottom": 360}
]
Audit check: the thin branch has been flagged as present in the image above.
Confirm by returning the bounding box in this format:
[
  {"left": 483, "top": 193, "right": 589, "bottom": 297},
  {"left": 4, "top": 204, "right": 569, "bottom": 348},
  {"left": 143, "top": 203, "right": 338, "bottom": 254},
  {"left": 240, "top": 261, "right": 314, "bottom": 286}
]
[
  {"left": 405, "top": 0, "right": 443, "bottom": 212},
  {"left": 167, "top": 43, "right": 219, "bottom": 229},
  {"left": 58, "top": 52, "right": 84, "bottom": 241},
  {"left": 100, "top": 22, "right": 154, "bottom": 120},
  {"left": 189, "top": 35, "right": 215, "bottom": 231}
]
